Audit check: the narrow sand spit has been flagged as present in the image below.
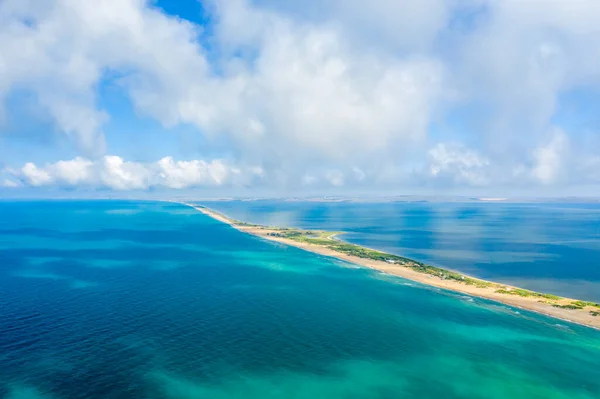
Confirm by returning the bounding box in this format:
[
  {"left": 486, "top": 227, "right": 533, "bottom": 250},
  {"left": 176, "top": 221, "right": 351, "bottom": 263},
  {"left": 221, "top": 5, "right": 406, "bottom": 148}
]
[{"left": 180, "top": 202, "right": 600, "bottom": 330}]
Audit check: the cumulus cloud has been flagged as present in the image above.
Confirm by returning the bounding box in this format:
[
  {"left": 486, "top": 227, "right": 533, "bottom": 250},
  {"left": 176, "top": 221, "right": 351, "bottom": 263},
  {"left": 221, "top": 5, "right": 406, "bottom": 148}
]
[
  {"left": 425, "top": 143, "right": 490, "bottom": 186},
  {"left": 245, "top": 0, "right": 456, "bottom": 52},
  {"left": 0, "top": 0, "right": 444, "bottom": 166},
  {"left": 1, "top": 178, "right": 20, "bottom": 188},
  {"left": 9, "top": 156, "right": 263, "bottom": 190},
  {"left": 130, "top": 0, "right": 446, "bottom": 168},
  {"left": 20, "top": 163, "right": 54, "bottom": 186},
  {"left": 530, "top": 130, "right": 569, "bottom": 185},
  {"left": 457, "top": 1, "right": 600, "bottom": 146},
  {"left": 1, "top": 0, "right": 600, "bottom": 192},
  {"left": 0, "top": 0, "right": 203, "bottom": 154},
  {"left": 419, "top": 131, "right": 600, "bottom": 190}
]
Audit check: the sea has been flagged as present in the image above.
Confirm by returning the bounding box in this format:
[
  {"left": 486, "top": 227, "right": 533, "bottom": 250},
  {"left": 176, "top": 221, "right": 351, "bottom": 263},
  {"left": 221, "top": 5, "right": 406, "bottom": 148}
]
[{"left": 0, "top": 200, "right": 599, "bottom": 399}]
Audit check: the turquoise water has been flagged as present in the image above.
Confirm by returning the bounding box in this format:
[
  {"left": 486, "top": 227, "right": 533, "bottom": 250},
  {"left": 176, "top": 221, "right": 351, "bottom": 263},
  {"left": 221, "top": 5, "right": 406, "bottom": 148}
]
[
  {"left": 203, "top": 201, "right": 600, "bottom": 301},
  {"left": 1, "top": 200, "right": 600, "bottom": 398}
]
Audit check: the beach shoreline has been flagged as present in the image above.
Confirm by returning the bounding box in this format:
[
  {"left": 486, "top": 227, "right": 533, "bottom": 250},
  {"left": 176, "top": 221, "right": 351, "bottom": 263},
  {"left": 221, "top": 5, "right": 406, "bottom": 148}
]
[{"left": 179, "top": 202, "right": 600, "bottom": 330}]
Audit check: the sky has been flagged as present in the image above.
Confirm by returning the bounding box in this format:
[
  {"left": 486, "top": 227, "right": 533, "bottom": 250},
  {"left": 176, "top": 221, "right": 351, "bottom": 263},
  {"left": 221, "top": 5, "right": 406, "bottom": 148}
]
[{"left": 1, "top": 0, "right": 600, "bottom": 198}]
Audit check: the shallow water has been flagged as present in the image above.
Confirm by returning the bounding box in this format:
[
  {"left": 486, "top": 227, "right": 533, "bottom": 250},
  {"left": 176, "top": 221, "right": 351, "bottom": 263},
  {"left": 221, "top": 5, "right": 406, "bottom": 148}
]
[
  {"left": 1, "top": 200, "right": 599, "bottom": 398},
  {"left": 203, "top": 200, "right": 600, "bottom": 301}
]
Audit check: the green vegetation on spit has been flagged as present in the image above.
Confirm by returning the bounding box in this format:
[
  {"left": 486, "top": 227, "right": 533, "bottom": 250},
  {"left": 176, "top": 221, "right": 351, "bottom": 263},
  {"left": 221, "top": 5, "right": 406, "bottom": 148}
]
[
  {"left": 552, "top": 301, "right": 600, "bottom": 310},
  {"left": 266, "top": 228, "right": 600, "bottom": 311},
  {"left": 495, "top": 288, "right": 561, "bottom": 300},
  {"left": 196, "top": 206, "right": 599, "bottom": 314},
  {"left": 268, "top": 228, "right": 495, "bottom": 289}
]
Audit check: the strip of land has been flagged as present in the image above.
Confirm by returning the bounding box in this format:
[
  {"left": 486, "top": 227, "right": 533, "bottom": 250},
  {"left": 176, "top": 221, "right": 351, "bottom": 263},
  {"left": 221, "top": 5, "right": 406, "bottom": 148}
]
[{"left": 180, "top": 202, "right": 600, "bottom": 330}]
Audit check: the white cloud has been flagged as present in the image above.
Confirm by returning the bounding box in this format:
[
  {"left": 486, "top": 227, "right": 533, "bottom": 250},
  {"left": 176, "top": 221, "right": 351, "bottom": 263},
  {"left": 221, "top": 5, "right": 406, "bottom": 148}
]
[
  {"left": 245, "top": 0, "right": 456, "bottom": 51},
  {"left": 1, "top": 178, "right": 20, "bottom": 188},
  {"left": 421, "top": 130, "right": 600, "bottom": 190},
  {"left": 1, "top": 0, "right": 600, "bottom": 192},
  {"left": 0, "top": 0, "right": 445, "bottom": 167},
  {"left": 0, "top": 0, "right": 203, "bottom": 154},
  {"left": 325, "top": 170, "right": 345, "bottom": 187},
  {"left": 16, "top": 157, "right": 95, "bottom": 187},
  {"left": 99, "top": 156, "right": 152, "bottom": 191},
  {"left": 530, "top": 130, "right": 569, "bottom": 185},
  {"left": 457, "top": 1, "right": 600, "bottom": 146},
  {"left": 10, "top": 156, "right": 263, "bottom": 190},
  {"left": 426, "top": 143, "right": 490, "bottom": 186},
  {"left": 130, "top": 0, "right": 446, "bottom": 168},
  {"left": 155, "top": 156, "right": 255, "bottom": 189},
  {"left": 20, "top": 163, "right": 54, "bottom": 186}
]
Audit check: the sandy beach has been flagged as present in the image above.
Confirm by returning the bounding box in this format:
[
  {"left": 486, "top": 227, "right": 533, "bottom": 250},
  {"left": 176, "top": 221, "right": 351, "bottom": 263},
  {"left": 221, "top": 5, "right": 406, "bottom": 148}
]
[{"left": 182, "top": 202, "right": 600, "bottom": 330}]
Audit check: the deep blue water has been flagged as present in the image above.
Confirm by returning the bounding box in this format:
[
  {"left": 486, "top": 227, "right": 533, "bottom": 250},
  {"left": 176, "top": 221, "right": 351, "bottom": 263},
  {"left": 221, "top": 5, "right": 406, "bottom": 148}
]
[
  {"left": 202, "top": 201, "right": 600, "bottom": 301},
  {"left": 1, "top": 200, "right": 600, "bottom": 399}
]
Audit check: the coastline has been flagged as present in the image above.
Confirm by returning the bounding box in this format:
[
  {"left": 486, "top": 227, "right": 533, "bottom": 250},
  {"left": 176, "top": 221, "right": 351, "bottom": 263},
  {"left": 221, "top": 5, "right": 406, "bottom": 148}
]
[{"left": 180, "top": 202, "right": 600, "bottom": 330}]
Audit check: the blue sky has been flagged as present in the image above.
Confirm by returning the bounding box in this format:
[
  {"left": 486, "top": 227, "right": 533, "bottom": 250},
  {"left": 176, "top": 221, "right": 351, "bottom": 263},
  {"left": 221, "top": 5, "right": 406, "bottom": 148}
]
[{"left": 1, "top": 0, "right": 600, "bottom": 197}]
